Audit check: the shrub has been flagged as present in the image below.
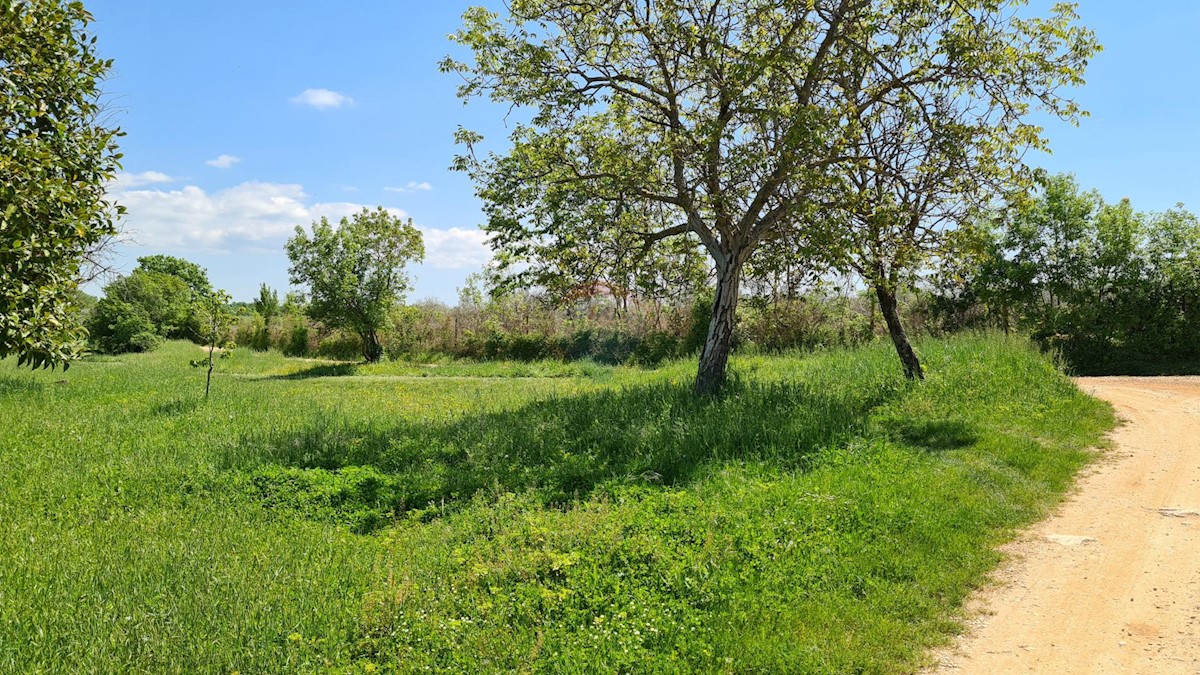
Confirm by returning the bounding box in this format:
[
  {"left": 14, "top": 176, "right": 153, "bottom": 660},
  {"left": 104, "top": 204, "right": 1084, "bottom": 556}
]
[
  {"left": 233, "top": 314, "right": 269, "bottom": 351},
  {"left": 560, "top": 329, "right": 595, "bottom": 361},
  {"left": 282, "top": 322, "right": 311, "bottom": 357},
  {"left": 87, "top": 298, "right": 162, "bottom": 354},
  {"left": 317, "top": 332, "right": 363, "bottom": 360},
  {"left": 739, "top": 295, "right": 875, "bottom": 353},
  {"left": 506, "top": 332, "right": 553, "bottom": 361},
  {"left": 252, "top": 326, "right": 271, "bottom": 352},
  {"left": 590, "top": 330, "right": 639, "bottom": 364},
  {"left": 630, "top": 331, "right": 680, "bottom": 366}
]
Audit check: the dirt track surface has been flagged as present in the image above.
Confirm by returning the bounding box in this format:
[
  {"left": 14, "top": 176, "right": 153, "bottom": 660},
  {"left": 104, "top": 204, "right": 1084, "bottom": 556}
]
[{"left": 928, "top": 377, "right": 1200, "bottom": 674}]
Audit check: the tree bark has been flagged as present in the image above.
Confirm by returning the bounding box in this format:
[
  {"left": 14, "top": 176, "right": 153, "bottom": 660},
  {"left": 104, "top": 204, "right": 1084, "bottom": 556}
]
[
  {"left": 875, "top": 285, "right": 924, "bottom": 381},
  {"left": 362, "top": 330, "right": 383, "bottom": 362},
  {"left": 694, "top": 260, "right": 743, "bottom": 396}
]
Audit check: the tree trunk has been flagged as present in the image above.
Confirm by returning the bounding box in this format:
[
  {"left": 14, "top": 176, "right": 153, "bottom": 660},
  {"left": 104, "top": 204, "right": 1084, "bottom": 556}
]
[
  {"left": 362, "top": 330, "right": 383, "bottom": 362},
  {"left": 205, "top": 342, "right": 215, "bottom": 400},
  {"left": 876, "top": 285, "right": 924, "bottom": 381},
  {"left": 694, "top": 260, "right": 743, "bottom": 396}
]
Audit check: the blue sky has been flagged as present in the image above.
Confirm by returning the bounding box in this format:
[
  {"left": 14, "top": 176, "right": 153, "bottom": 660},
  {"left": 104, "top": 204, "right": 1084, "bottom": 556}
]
[{"left": 87, "top": 1, "right": 1200, "bottom": 303}]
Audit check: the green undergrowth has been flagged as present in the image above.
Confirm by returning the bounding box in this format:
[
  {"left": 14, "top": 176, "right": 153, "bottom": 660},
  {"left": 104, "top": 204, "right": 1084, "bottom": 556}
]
[{"left": 0, "top": 334, "right": 1114, "bottom": 673}]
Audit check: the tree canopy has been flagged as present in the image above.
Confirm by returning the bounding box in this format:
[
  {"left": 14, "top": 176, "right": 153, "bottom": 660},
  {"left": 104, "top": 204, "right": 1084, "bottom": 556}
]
[
  {"left": 446, "top": 0, "right": 1098, "bottom": 392},
  {"left": 135, "top": 255, "right": 212, "bottom": 299},
  {"left": 818, "top": 5, "right": 1097, "bottom": 378},
  {"left": 1, "top": 0, "right": 124, "bottom": 369},
  {"left": 286, "top": 207, "right": 425, "bottom": 362},
  {"left": 86, "top": 269, "right": 195, "bottom": 353}
]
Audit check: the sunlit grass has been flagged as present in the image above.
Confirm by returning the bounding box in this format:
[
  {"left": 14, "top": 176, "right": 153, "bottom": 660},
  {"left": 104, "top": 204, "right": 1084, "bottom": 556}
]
[{"left": 0, "top": 335, "right": 1114, "bottom": 673}]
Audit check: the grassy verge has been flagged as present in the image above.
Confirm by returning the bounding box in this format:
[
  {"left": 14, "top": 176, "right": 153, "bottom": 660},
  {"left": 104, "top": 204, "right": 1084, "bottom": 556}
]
[{"left": 0, "top": 334, "right": 1113, "bottom": 673}]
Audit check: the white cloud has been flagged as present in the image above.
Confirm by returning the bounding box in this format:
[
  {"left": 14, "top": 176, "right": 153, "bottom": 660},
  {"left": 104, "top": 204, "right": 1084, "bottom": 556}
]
[
  {"left": 111, "top": 170, "right": 174, "bottom": 189},
  {"left": 115, "top": 182, "right": 312, "bottom": 249},
  {"left": 205, "top": 154, "right": 242, "bottom": 169},
  {"left": 384, "top": 181, "right": 433, "bottom": 193},
  {"left": 418, "top": 227, "right": 492, "bottom": 269},
  {"left": 109, "top": 180, "right": 490, "bottom": 269},
  {"left": 291, "top": 88, "right": 354, "bottom": 110}
]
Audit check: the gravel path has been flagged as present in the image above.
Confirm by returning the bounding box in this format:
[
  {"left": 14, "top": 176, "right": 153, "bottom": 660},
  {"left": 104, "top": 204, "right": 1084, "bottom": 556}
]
[{"left": 928, "top": 377, "right": 1200, "bottom": 674}]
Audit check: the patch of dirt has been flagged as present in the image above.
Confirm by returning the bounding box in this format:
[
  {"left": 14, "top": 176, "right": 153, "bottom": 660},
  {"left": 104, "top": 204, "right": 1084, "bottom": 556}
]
[{"left": 926, "top": 377, "right": 1200, "bottom": 674}]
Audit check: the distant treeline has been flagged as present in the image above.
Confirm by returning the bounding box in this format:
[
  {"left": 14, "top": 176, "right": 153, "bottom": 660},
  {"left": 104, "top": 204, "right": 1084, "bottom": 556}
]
[
  {"left": 84, "top": 175, "right": 1200, "bottom": 375},
  {"left": 933, "top": 174, "right": 1200, "bottom": 375},
  {"left": 227, "top": 284, "right": 898, "bottom": 366}
]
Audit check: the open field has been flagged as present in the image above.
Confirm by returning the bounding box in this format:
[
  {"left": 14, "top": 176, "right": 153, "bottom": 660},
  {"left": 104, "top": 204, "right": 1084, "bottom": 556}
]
[{"left": 0, "top": 335, "right": 1114, "bottom": 673}]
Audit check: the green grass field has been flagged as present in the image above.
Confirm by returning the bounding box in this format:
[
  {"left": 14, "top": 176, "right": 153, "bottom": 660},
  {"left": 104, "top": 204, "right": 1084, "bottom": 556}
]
[{"left": 0, "top": 335, "right": 1114, "bottom": 674}]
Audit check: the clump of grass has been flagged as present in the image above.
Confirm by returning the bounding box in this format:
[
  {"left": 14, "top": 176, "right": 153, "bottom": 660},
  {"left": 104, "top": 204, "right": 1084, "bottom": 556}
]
[{"left": 0, "top": 334, "right": 1114, "bottom": 673}]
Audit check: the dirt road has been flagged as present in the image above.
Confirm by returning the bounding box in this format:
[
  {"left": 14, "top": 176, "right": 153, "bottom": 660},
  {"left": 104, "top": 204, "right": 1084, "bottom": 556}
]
[{"left": 928, "top": 377, "right": 1200, "bottom": 674}]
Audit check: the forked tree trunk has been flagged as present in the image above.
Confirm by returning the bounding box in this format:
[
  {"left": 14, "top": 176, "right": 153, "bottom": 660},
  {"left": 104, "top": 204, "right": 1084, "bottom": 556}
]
[
  {"left": 362, "top": 330, "right": 383, "bottom": 362},
  {"left": 875, "top": 285, "right": 924, "bottom": 381},
  {"left": 694, "top": 261, "right": 743, "bottom": 396}
]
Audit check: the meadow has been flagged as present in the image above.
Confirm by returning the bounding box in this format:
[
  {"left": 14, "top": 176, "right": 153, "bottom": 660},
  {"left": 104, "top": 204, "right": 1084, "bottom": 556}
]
[{"left": 0, "top": 335, "right": 1113, "bottom": 673}]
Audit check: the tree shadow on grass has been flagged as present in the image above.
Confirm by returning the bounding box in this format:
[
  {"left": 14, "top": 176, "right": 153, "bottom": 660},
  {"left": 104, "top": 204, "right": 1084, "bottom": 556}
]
[
  {"left": 0, "top": 375, "right": 45, "bottom": 398},
  {"left": 882, "top": 418, "right": 980, "bottom": 452},
  {"left": 227, "top": 377, "right": 908, "bottom": 529},
  {"left": 151, "top": 397, "right": 203, "bottom": 416},
  {"left": 268, "top": 363, "right": 360, "bottom": 380}
]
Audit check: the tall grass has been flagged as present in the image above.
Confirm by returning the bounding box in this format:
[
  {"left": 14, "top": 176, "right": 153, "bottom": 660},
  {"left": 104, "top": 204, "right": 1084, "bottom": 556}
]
[{"left": 0, "top": 334, "right": 1113, "bottom": 673}]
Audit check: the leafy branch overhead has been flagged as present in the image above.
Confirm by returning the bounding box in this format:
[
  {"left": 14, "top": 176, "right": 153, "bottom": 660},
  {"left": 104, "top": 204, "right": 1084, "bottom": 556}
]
[{"left": 0, "top": 0, "right": 125, "bottom": 369}]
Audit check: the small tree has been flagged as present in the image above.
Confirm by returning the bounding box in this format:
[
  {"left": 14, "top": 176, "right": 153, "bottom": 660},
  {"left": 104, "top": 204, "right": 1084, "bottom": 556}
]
[
  {"left": 192, "top": 290, "right": 234, "bottom": 400},
  {"left": 285, "top": 207, "right": 424, "bottom": 362},
  {"left": 827, "top": 3, "right": 1097, "bottom": 380},
  {"left": 1, "top": 0, "right": 124, "bottom": 369},
  {"left": 254, "top": 284, "right": 280, "bottom": 327},
  {"left": 252, "top": 283, "right": 280, "bottom": 351}
]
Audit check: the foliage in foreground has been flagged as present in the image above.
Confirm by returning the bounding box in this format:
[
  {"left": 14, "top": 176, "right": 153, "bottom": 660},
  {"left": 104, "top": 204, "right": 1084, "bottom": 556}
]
[
  {"left": 0, "top": 0, "right": 124, "bottom": 368},
  {"left": 0, "top": 335, "right": 1113, "bottom": 673}
]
